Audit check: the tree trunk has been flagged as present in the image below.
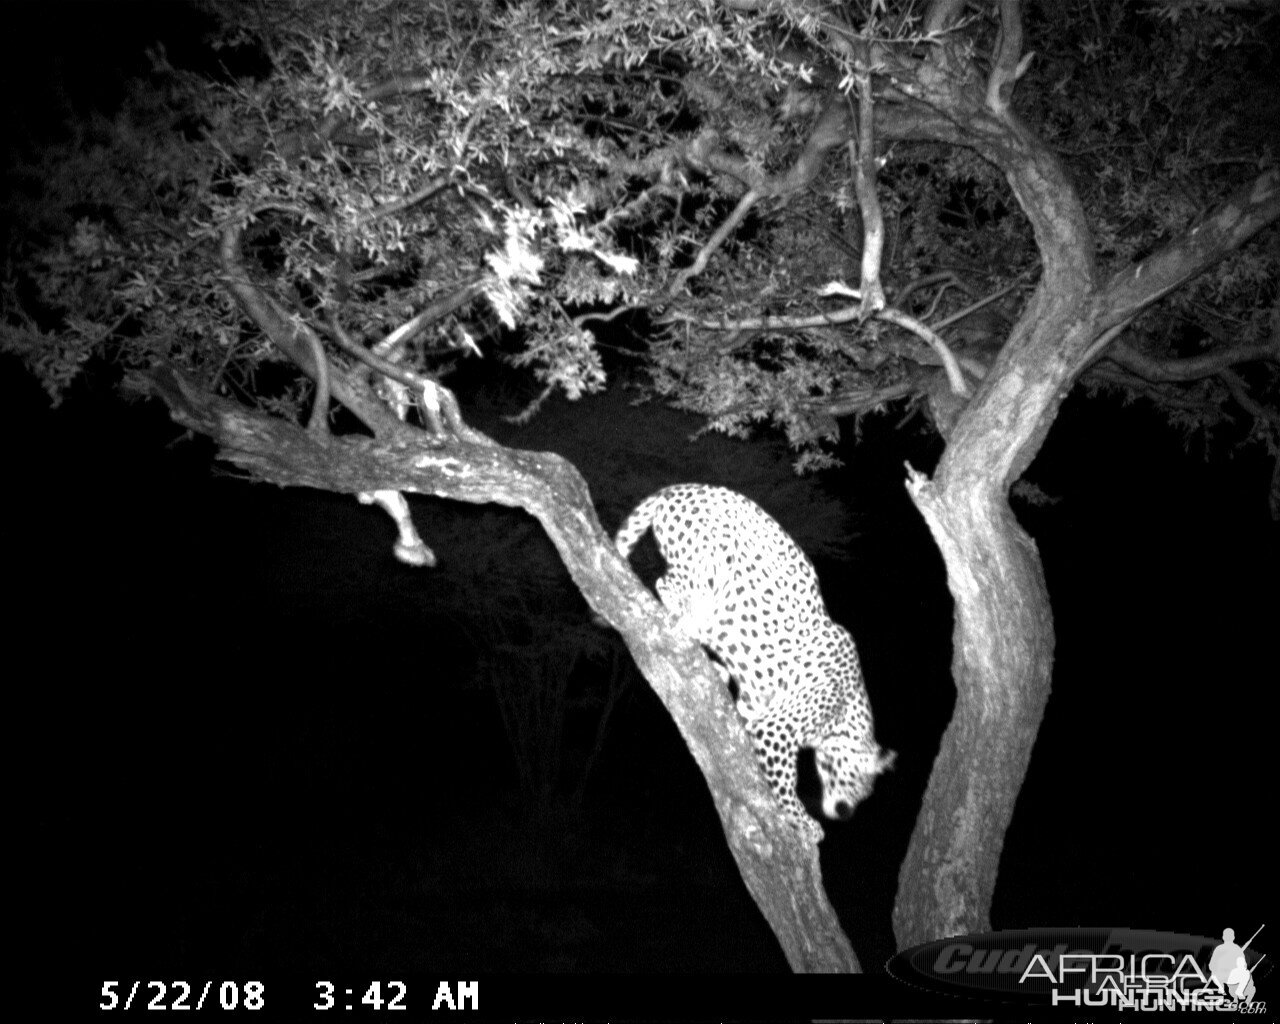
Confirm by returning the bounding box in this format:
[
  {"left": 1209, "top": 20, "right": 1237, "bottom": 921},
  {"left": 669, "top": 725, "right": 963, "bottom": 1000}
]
[
  {"left": 877, "top": 18, "right": 1103, "bottom": 939},
  {"left": 892, "top": 310, "right": 1090, "bottom": 947},
  {"left": 884, "top": 156, "right": 1278, "bottom": 948}
]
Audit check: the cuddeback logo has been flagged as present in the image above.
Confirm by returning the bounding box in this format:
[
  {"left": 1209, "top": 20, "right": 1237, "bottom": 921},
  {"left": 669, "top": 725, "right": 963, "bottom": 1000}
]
[{"left": 887, "top": 924, "right": 1268, "bottom": 1011}]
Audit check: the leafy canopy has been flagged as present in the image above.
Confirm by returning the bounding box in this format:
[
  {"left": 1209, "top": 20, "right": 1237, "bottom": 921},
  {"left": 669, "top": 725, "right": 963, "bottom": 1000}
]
[{"left": 2, "top": 0, "right": 1275, "bottom": 468}]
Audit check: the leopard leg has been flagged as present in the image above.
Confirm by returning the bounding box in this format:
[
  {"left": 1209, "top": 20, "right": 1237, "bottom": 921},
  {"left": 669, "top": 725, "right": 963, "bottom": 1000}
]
[{"left": 747, "top": 711, "right": 825, "bottom": 844}]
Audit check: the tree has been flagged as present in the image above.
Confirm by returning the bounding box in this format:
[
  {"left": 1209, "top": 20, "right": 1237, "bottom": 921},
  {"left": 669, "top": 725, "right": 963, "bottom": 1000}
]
[{"left": 4, "top": 0, "right": 1276, "bottom": 973}]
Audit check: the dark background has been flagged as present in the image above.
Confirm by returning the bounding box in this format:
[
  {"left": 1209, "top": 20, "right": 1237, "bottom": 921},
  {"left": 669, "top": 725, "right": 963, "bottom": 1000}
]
[{"left": 4, "top": 0, "right": 1274, "bottom": 990}]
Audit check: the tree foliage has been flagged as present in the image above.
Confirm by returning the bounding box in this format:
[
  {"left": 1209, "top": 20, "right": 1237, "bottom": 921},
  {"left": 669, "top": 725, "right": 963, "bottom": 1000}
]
[{"left": 7, "top": 0, "right": 1273, "bottom": 467}]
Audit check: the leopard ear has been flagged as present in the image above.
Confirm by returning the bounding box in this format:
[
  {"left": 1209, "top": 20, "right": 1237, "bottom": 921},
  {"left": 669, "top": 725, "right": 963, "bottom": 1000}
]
[{"left": 876, "top": 748, "right": 898, "bottom": 774}]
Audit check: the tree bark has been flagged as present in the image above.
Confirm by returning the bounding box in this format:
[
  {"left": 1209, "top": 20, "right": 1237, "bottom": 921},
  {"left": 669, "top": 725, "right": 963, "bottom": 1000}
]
[
  {"left": 879, "top": 3, "right": 1279, "bottom": 947},
  {"left": 892, "top": 307, "right": 1095, "bottom": 948},
  {"left": 145, "top": 365, "right": 859, "bottom": 972},
  {"left": 867, "top": 0, "right": 1094, "bottom": 944}
]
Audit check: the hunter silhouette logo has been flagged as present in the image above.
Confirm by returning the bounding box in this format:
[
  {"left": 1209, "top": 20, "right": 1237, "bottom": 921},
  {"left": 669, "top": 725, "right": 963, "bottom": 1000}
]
[{"left": 1209, "top": 925, "right": 1264, "bottom": 1004}]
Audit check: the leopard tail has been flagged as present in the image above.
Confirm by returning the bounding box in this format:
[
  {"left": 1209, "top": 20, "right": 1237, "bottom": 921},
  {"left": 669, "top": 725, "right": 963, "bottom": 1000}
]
[{"left": 613, "top": 491, "right": 668, "bottom": 561}]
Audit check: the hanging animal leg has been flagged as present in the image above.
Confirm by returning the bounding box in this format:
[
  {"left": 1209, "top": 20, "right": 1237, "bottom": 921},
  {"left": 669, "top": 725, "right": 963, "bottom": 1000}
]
[{"left": 357, "top": 489, "right": 436, "bottom": 567}]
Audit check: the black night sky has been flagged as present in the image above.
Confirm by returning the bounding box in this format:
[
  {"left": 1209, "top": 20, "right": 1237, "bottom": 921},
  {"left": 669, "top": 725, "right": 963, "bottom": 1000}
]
[{"left": 5, "top": 0, "right": 1276, "bottom": 1014}]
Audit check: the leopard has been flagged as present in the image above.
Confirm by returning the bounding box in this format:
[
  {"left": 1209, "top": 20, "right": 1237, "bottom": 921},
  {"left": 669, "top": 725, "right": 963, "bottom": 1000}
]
[{"left": 614, "top": 483, "right": 894, "bottom": 842}]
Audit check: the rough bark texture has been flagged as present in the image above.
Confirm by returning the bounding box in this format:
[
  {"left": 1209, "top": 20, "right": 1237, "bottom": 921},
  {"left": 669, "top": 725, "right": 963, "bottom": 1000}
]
[
  {"left": 146, "top": 366, "right": 858, "bottom": 972},
  {"left": 875, "top": 1, "right": 1279, "bottom": 947}
]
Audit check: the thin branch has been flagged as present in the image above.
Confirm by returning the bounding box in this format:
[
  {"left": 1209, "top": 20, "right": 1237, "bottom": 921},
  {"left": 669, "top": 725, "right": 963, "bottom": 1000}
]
[
  {"left": 572, "top": 302, "right": 645, "bottom": 331},
  {"left": 931, "top": 273, "right": 1032, "bottom": 331},
  {"left": 353, "top": 176, "right": 452, "bottom": 229},
  {"left": 667, "top": 187, "right": 764, "bottom": 296},
  {"left": 504, "top": 383, "right": 556, "bottom": 426},
  {"left": 333, "top": 175, "right": 484, "bottom": 363},
  {"left": 817, "top": 281, "right": 969, "bottom": 395},
  {"left": 326, "top": 308, "right": 421, "bottom": 394},
  {"left": 218, "top": 220, "right": 402, "bottom": 436},
  {"left": 324, "top": 311, "right": 489, "bottom": 444},
  {"left": 893, "top": 270, "right": 969, "bottom": 310},
  {"left": 986, "top": 0, "right": 1032, "bottom": 116},
  {"left": 660, "top": 91, "right": 857, "bottom": 294},
  {"left": 666, "top": 282, "right": 971, "bottom": 395},
  {"left": 661, "top": 303, "right": 861, "bottom": 332},
  {"left": 1220, "top": 368, "right": 1279, "bottom": 429},
  {"left": 608, "top": 83, "right": 852, "bottom": 205},
  {"left": 1078, "top": 315, "right": 1136, "bottom": 371},
  {"left": 876, "top": 308, "right": 970, "bottom": 396},
  {"left": 850, "top": 55, "right": 886, "bottom": 315},
  {"left": 304, "top": 324, "right": 332, "bottom": 435},
  {"left": 370, "top": 277, "right": 486, "bottom": 361},
  {"left": 812, "top": 380, "right": 916, "bottom": 417},
  {"left": 709, "top": 378, "right": 915, "bottom": 424}
]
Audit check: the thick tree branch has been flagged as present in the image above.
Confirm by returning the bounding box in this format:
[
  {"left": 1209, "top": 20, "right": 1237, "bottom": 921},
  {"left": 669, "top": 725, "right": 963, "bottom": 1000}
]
[
  {"left": 1088, "top": 363, "right": 1227, "bottom": 415},
  {"left": 1094, "top": 170, "right": 1280, "bottom": 337},
  {"left": 1103, "top": 338, "right": 1280, "bottom": 383},
  {"left": 144, "top": 363, "right": 860, "bottom": 973},
  {"left": 814, "top": 380, "right": 917, "bottom": 417},
  {"left": 925, "top": 0, "right": 967, "bottom": 35}
]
